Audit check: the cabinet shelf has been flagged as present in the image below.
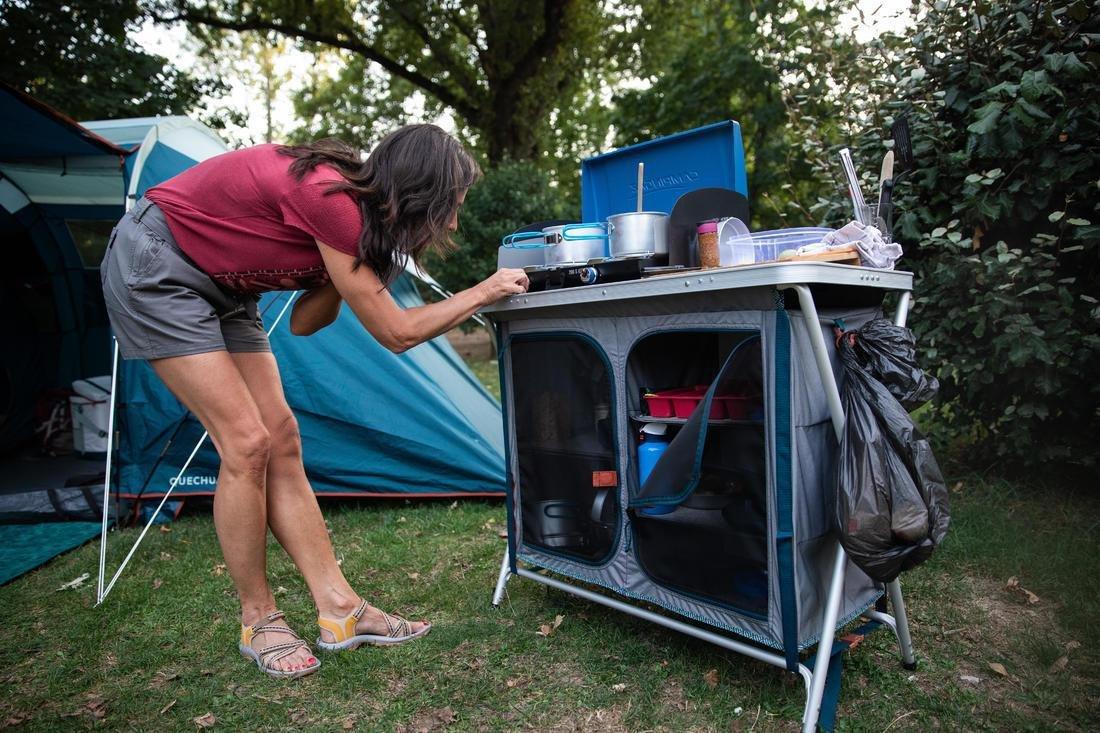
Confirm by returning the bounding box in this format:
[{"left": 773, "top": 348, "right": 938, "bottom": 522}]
[{"left": 629, "top": 412, "right": 764, "bottom": 427}]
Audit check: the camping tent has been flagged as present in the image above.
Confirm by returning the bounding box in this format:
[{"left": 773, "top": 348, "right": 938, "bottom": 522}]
[{"left": 0, "top": 84, "right": 505, "bottom": 582}]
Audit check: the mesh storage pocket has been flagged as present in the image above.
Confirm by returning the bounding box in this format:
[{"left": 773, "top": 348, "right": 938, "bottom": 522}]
[
  {"left": 511, "top": 335, "right": 619, "bottom": 562},
  {"left": 626, "top": 330, "right": 769, "bottom": 614},
  {"left": 632, "top": 459, "right": 769, "bottom": 615}
]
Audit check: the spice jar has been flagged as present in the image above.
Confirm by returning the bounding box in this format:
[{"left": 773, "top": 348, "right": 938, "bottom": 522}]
[{"left": 696, "top": 220, "right": 720, "bottom": 268}]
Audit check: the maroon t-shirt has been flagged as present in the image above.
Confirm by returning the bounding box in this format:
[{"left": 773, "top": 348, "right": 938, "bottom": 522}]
[{"left": 146, "top": 144, "right": 362, "bottom": 293}]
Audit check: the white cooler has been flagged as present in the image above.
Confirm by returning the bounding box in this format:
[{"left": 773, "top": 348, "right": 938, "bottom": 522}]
[{"left": 70, "top": 376, "right": 112, "bottom": 454}]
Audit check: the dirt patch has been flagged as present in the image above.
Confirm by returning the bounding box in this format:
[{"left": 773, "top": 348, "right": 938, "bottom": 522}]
[
  {"left": 928, "top": 573, "right": 1093, "bottom": 728},
  {"left": 395, "top": 705, "right": 456, "bottom": 733},
  {"left": 445, "top": 329, "right": 493, "bottom": 361},
  {"left": 544, "top": 661, "right": 589, "bottom": 688},
  {"left": 657, "top": 677, "right": 695, "bottom": 714}
]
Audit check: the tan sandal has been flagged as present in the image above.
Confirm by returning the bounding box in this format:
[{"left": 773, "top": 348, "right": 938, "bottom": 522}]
[
  {"left": 239, "top": 610, "right": 320, "bottom": 679},
  {"left": 316, "top": 598, "right": 431, "bottom": 651}
]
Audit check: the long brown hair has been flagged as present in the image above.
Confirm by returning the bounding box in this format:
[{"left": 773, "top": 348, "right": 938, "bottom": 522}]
[{"left": 279, "top": 125, "right": 481, "bottom": 285}]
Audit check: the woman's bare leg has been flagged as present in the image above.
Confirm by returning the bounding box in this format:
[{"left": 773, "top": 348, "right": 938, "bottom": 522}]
[
  {"left": 151, "top": 351, "right": 315, "bottom": 671},
  {"left": 229, "top": 352, "right": 429, "bottom": 640}
]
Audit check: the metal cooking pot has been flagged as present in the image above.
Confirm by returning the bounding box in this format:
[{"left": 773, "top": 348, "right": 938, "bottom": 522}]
[
  {"left": 607, "top": 211, "right": 669, "bottom": 258},
  {"left": 500, "top": 223, "right": 608, "bottom": 267},
  {"left": 547, "top": 223, "right": 608, "bottom": 266}
]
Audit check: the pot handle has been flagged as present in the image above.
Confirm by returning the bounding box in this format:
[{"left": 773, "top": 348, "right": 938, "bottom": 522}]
[
  {"left": 501, "top": 231, "right": 548, "bottom": 249},
  {"left": 561, "top": 223, "right": 609, "bottom": 241}
]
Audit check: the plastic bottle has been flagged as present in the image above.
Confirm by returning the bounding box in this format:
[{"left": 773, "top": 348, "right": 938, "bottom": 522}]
[{"left": 637, "top": 423, "right": 674, "bottom": 515}]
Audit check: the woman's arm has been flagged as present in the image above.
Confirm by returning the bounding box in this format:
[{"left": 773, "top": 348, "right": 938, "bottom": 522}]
[
  {"left": 290, "top": 281, "right": 342, "bottom": 336},
  {"left": 315, "top": 240, "right": 529, "bottom": 353}
]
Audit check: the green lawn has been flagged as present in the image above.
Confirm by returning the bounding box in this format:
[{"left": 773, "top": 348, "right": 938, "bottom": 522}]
[{"left": 1, "top": 359, "right": 1097, "bottom": 731}]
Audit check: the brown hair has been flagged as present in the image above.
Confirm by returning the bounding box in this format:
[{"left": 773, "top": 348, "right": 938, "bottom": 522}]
[{"left": 278, "top": 125, "right": 481, "bottom": 286}]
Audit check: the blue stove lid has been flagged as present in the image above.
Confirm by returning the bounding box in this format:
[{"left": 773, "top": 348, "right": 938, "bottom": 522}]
[{"left": 580, "top": 120, "right": 749, "bottom": 223}]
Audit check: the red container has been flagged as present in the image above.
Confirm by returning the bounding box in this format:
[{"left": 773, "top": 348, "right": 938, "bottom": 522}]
[
  {"left": 643, "top": 392, "right": 675, "bottom": 417},
  {"left": 715, "top": 394, "right": 756, "bottom": 419},
  {"left": 644, "top": 387, "right": 726, "bottom": 419}
]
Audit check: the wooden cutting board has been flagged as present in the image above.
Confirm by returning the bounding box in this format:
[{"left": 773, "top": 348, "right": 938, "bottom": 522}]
[{"left": 778, "top": 245, "right": 860, "bottom": 265}]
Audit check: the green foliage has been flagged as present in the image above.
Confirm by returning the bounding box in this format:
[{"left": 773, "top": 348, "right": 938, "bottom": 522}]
[
  {"left": 422, "top": 160, "right": 575, "bottom": 295},
  {"left": 612, "top": 0, "right": 865, "bottom": 230},
  {"left": 884, "top": 1, "right": 1100, "bottom": 472},
  {"left": 0, "top": 0, "right": 220, "bottom": 120},
  {"left": 163, "top": 0, "right": 614, "bottom": 167}
]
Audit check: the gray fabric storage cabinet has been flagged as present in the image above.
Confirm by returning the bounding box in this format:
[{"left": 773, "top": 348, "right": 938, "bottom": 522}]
[{"left": 484, "top": 263, "right": 919, "bottom": 732}]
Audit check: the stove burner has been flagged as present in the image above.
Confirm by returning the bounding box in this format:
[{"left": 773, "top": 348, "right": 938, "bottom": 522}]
[{"left": 524, "top": 253, "right": 669, "bottom": 291}]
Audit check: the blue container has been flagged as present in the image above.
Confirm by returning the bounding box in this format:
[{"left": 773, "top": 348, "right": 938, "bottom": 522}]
[
  {"left": 580, "top": 121, "right": 749, "bottom": 223},
  {"left": 637, "top": 430, "right": 674, "bottom": 516}
]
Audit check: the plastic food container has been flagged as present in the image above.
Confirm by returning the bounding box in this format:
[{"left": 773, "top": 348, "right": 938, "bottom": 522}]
[{"left": 721, "top": 227, "right": 834, "bottom": 265}]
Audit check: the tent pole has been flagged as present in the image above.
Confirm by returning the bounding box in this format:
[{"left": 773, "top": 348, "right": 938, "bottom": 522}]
[
  {"left": 96, "top": 338, "right": 121, "bottom": 605},
  {"left": 491, "top": 548, "right": 511, "bottom": 606},
  {"left": 96, "top": 291, "right": 299, "bottom": 605}
]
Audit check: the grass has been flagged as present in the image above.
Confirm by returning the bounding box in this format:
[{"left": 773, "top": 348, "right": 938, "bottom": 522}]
[{"left": 1, "top": 359, "right": 1098, "bottom": 731}]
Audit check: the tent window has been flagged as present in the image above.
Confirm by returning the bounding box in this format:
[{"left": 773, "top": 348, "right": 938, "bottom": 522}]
[{"left": 66, "top": 220, "right": 115, "bottom": 268}]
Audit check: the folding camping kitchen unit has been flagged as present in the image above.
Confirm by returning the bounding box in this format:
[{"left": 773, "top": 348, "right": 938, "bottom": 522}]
[{"left": 483, "top": 122, "right": 919, "bottom": 732}]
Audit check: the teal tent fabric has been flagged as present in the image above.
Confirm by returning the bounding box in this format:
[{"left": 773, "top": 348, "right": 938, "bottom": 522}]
[
  {"left": 0, "top": 521, "right": 100, "bottom": 585},
  {"left": 3, "top": 82, "right": 505, "bottom": 507},
  {"left": 117, "top": 287, "right": 506, "bottom": 499}
]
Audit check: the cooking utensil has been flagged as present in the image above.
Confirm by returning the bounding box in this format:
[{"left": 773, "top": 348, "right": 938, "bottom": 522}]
[
  {"left": 877, "top": 151, "right": 894, "bottom": 210},
  {"left": 636, "top": 162, "right": 644, "bottom": 212},
  {"left": 552, "top": 223, "right": 608, "bottom": 265},
  {"left": 876, "top": 150, "right": 894, "bottom": 235},
  {"left": 839, "top": 148, "right": 867, "bottom": 223},
  {"left": 891, "top": 114, "right": 914, "bottom": 175},
  {"left": 500, "top": 220, "right": 606, "bottom": 268},
  {"left": 667, "top": 188, "right": 750, "bottom": 266},
  {"left": 606, "top": 211, "right": 669, "bottom": 258}
]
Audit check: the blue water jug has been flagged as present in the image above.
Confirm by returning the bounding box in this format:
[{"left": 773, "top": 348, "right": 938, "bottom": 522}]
[{"left": 637, "top": 424, "right": 673, "bottom": 515}]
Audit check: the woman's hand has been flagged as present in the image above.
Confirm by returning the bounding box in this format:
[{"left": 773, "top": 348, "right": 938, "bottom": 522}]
[{"left": 476, "top": 268, "right": 530, "bottom": 305}]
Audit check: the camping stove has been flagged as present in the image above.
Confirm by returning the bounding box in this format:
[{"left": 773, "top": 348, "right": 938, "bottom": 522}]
[{"left": 523, "top": 252, "right": 672, "bottom": 292}]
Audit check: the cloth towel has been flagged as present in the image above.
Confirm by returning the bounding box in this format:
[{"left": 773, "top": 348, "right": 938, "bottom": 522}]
[{"left": 793, "top": 221, "right": 903, "bottom": 269}]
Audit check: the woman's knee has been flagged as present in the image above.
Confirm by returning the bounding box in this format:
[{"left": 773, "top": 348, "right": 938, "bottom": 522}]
[
  {"left": 221, "top": 424, "right": 272, "bottom": 481},
  {"left": 267, "top": 411, "right": 302, "bottom": 461}
]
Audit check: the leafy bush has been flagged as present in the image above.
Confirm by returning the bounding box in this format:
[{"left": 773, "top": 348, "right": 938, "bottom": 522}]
[
  {"left": 889, "top": 1, "right": 1100, "bottom": 472},
  {"left": 421, "top": 160, "right": 576, "bottom": 295}
]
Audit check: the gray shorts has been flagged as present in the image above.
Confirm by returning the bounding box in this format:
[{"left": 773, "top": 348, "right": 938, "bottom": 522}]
[{"left": 100, "top": 198, "right": 271, "bottom": 361}]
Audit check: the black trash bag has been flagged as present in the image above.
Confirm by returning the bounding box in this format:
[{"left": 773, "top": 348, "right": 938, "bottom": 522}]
[
  {"left": 834, "top": 334, "right": 950, "bottom": 583},
  {"left": 851, "top": 319, "right": 939, "bottom": 410}
]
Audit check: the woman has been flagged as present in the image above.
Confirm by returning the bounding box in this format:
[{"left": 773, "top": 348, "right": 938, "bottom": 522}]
[{"left": 100, "top": 124, "right": 529, "bottom": 679}]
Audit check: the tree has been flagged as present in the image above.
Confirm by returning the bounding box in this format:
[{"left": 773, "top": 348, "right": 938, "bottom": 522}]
[
  {"left": 0, "top": 0, "right": 219, "bottom": 120},
  {"left": 152, "top": 0, "right": 614, "bottom": 165},
  {"left": 812, "top": 0, "right": 1100, "bottom": 473},
  {"left": 608, "top": 0, "right": 868, "bottom": 230}
]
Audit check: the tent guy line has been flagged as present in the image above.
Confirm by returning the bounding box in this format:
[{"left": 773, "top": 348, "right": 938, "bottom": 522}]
[{"left": 95, "top": 291, "right": 300, "bottom": 606}]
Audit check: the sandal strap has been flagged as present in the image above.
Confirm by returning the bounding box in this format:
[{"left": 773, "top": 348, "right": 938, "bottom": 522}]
[
  {"left": 252, "top": 623, "right": 302, "bottom": 639},
  {"left": 382, "top": 610, "right": 411, "bottom": 639},
  {"left": 258, "top": 610, "right": 286, "bottom": 625},
  {"left": 351, "top": 598, "right": 369, "bottom": 621},
  {"left": 258, "top": 639, "right": 310, "bottom": 670}
]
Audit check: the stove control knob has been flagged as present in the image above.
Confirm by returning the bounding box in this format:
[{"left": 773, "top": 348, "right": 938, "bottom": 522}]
[{"left": 579, "top": 267, "right": 599, "bottom": 285}]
